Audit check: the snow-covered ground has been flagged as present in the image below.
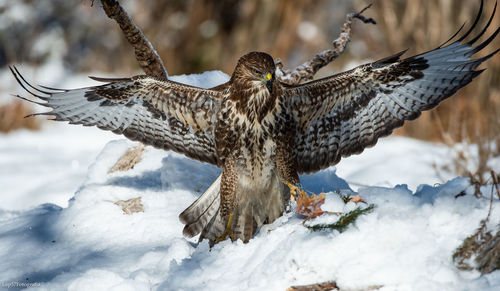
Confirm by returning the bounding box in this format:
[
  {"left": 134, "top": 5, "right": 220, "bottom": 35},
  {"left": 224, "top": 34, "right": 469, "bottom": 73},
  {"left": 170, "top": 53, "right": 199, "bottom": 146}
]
[{"left": 1, "top": 70, "right": 500, "bottom": 290}]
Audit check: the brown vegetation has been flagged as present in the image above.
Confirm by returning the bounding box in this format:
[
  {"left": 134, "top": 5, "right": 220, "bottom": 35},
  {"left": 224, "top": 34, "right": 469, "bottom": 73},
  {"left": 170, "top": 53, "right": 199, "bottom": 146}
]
[
  {"left": 367, "top": 0, "right": 500, "bottom": 142},
  {"left": 453, "top": 172, "right": 500, "bottom": 274},
  {"left": 108, "top": 144, "right": 146, "bottom": 174},
  {"left": 0, "top": 101, "right": 40, "bottom": 132},
  {"left": 3, "top": 0, "right": 499, "bottom": 146}
]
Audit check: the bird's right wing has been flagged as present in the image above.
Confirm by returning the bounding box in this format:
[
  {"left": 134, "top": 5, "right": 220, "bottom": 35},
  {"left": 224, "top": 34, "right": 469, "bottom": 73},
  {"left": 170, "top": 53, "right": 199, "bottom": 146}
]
[
  {"left": 283, "top": 1, "right": 499, "bottom": 174},
  {"left": 12, "top": 69, "right": 224, "bottom": 165}
]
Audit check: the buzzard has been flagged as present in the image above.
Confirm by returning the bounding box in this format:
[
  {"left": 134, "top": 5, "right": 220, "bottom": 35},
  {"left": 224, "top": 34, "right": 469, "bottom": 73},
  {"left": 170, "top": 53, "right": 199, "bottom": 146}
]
[{"left": 12, "top": 3, "right": 499, "bottom": 245}]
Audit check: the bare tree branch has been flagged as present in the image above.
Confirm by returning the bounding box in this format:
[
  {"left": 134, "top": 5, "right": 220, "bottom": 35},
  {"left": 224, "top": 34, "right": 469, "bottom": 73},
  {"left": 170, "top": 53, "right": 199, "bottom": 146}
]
[
  {"left": 287, "top": 280, "right": 339, "bottom": 291},
  {"left": 97, "top": 0, "right": 374, "bottom": 85},
  {"left": 276, "top": 4, "right": 376, "bottom": 85},
  {"left": 97, "top": 1, "right": 374, "bottom": 173},
  {"left": 99, "top": 0, "right": 168, "bottom": 79}
]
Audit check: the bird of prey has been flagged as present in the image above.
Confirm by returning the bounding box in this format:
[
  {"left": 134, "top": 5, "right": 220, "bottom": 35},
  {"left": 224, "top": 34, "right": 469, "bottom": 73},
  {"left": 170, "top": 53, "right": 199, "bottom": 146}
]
[{"left": 12, "top": 2, "right": 499, "bottom": 246}]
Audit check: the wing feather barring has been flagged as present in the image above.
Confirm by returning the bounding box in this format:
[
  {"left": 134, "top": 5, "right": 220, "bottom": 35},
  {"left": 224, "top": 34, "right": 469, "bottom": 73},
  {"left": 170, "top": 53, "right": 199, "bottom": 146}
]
[{"left": 12, "top": 1, "right": 499, "bottom": 245}]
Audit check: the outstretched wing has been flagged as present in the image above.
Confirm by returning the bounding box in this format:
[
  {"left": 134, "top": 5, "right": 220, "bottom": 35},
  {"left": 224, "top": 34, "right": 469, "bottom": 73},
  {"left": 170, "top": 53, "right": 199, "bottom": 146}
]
[
  {"left": 12, "top": 69, "right": 223, "bottom": 165},
  {"left": 284, "top": 1, "right": 499, "bottom": 174}
]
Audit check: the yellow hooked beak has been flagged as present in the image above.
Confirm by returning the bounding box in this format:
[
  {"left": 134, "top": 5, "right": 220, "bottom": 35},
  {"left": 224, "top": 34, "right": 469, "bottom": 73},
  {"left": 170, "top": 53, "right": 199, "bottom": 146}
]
[
  {"left": 259, "top": 73, "right": 272, "bottom": 82},
  {"left": 263, "top": 73, "right": 273, "bottom": 93}
]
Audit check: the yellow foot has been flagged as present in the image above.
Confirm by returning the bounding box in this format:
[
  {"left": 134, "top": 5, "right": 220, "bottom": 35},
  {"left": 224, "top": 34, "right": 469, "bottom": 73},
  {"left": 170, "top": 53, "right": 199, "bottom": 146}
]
[
  {"left": 215, "top": 213, "right": 237, "bottom": 243},
  {"left": 286, "top": 182, "right": 305, "bottom": 201}
]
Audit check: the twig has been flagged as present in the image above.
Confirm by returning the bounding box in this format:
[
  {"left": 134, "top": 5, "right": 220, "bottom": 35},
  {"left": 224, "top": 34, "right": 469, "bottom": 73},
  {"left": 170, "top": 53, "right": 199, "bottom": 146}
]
[
  {"left": 99, "top": 0, "right": 168, "bottom": 79},
  {"left": 287, "top": 281, "right": 339, "bottom": 291},
  {"left": 305, "top": 204, "right": 375, "bottom": 232},
  {"left": 453, "top": 175, "right": 497, "bottom": 272},
  {"left": 96, "top": 0, "right": 375, "bottom": 86},
  {"left": 474, "top": 175, "right": 500, "bottom": 274},
  {"left": 276, "top": 4, "right": 376, "bottom": 85},
  {"left": 492, "top": 171, "right": 500, "bottom": 200}
]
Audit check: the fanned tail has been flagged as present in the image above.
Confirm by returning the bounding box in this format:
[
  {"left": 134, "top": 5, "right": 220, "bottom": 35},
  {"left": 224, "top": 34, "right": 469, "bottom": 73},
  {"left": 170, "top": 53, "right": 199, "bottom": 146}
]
[
  {"left": 179, "top": 173, "right": 289, "bottom": 246},
  {"left": 179, "top": 175, "right": 222, "bottom": 238}
]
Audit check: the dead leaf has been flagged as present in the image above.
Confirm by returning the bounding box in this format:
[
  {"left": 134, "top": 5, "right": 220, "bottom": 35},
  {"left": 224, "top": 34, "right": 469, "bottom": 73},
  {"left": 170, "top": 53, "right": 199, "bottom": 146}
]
[
  {"left": 114, "top": 197, "right": 144, "bottom": 214},
  {"left": 349, "top": 195, "right": 366, "bottom": 204},
  {"left": 108, "top": 144, "right": 145, "bottom": 173},
  {"left": 296, "top": 191, "right": 326, "bottom": 218}
]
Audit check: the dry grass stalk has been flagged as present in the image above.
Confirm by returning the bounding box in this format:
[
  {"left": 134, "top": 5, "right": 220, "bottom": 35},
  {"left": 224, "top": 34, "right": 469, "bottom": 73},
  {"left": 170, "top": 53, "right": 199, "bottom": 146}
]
[
  {"left": 373, "top": 0, "right": 500, "bottom": 141},
  {"left": 433, "top": 98, "right": 500, "bottom": 190},
  {"left": 453, "top": 171, "right": 500, "bottom": 274}
]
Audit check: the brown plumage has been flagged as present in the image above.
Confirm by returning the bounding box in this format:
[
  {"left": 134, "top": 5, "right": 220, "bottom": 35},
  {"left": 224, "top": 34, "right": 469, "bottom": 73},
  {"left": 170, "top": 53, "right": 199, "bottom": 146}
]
[{"left": 12, "top": 3, "right": 499, "bottom": 245}]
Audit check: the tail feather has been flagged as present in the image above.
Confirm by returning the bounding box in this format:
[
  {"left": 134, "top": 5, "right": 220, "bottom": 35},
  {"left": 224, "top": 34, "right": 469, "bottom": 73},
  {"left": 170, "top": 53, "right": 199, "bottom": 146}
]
[
  {"left": 232, "top": 205, "right": 254, "bottom": 242},
  {"left": 179, "top": 173, "right": 290, "bottom": 245},
  {"left": 179, "top": 175, "right": 221, "bottom": 237},
  {"left": 243, "top": 208, "right": 257, "bottom": 242},
  {"left": 199, "top": 208, "right": 225, "bottom": 244}
]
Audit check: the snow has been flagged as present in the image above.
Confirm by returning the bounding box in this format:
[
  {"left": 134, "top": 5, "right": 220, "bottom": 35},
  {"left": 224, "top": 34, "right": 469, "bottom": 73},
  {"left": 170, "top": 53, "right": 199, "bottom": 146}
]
[
  {"left": 1, "top": 70, "right": 500, "bottom": 290},
  {"left": 0, "top": 125, "right": 116, "bottom": 210},
  {"left": 337, "top": 137, "right": 455, "bottom": 191}
]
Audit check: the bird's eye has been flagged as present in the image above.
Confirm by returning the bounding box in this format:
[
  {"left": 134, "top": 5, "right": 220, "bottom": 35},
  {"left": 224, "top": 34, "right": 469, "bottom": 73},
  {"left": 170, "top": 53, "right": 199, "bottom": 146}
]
[{"left": 252, "top": 68, "right": 263, "bottom": 75}]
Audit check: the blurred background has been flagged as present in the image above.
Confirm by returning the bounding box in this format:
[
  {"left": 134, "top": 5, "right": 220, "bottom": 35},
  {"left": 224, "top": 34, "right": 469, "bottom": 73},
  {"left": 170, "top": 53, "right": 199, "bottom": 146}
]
[{"left": 0, "top": 0, "right": 499, "bottom": 143}]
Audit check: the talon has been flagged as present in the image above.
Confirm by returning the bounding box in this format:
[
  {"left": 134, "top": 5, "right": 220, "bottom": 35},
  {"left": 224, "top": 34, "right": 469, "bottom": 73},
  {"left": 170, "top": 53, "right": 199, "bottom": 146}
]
[
  {"left": 215, "top": 213, "right": 236, "bottom": 243},
  {"left": 286, "top": 182, "right": 303, "bottom": 201}
]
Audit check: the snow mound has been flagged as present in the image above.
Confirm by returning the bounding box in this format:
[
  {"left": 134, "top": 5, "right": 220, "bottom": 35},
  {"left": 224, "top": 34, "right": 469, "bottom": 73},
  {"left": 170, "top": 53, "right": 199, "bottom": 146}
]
[
  {"left": 1, "top": 138, "right": 500, "bottom": 290},
  {"left": 2, "top": 68, "right": 500, "bottom": 290}
]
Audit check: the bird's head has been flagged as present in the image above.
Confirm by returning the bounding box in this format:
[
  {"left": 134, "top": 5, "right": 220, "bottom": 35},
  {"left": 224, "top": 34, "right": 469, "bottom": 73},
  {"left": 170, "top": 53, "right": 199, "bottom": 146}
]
[
  {"left": 229, "top": 52, "right": 279, "bottom": 122},
  {"left": 232, "top": 52, "right": 276, "bottom": 94}
]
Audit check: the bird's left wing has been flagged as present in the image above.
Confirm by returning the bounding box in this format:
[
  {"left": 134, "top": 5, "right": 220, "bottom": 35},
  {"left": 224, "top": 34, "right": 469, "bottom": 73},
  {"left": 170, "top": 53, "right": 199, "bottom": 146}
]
[
  {"left": 284, "top": 2, "right": 499, "bottom": 174},
  {"left": 12, "top": 70, "right": 224, "bottom": 165}
]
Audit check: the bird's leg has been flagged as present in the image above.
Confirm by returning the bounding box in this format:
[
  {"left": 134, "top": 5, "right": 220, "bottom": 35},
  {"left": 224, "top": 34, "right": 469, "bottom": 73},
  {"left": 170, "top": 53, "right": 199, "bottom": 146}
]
[
  {"left": 215, "top": 213, "right": 237, "bottom": 243},
  {"left": 216, "top": 157, "right": 238, "bottom": 243},
  {"left": 275, "top": 142, "right": 301, "bottom": 201},
  {"left": 286, "top": 182, "right": 303, "bottom": 201}
]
